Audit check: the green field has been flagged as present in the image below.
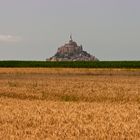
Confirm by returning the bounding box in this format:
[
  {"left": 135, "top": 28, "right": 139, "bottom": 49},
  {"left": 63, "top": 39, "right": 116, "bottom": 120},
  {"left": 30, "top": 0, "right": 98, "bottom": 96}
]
[{"left": 0, "top": 61, "right": 140, "bottom": 68}]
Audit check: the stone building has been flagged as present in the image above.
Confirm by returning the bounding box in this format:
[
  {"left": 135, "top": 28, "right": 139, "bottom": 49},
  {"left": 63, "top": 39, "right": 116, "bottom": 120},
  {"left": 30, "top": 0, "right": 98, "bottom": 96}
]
[
  {"left": 57, "top": 36, "right": 83, "bottom": 55},
  {"left": 47, "top": 35, "right": 99, "bottom": 61}
]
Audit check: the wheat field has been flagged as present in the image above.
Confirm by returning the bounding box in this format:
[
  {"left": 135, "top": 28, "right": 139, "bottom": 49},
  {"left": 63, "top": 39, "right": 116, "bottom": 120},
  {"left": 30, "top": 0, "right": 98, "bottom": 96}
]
[{"left": 0, "top": 68, "right": 140, "bottom": 139}]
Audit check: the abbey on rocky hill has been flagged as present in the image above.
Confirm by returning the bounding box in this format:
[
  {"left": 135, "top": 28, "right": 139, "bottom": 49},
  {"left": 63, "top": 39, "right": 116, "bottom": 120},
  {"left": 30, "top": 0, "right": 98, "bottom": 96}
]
[{"left": 47, "top": 35, "right": 99, "bottom": 61}]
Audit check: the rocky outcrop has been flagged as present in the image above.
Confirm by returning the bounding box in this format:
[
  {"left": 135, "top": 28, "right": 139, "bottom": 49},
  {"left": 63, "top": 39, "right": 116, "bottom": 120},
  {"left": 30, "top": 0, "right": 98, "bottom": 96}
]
[{"left": 47, "top": 36, "right": 99, "bottom": 61}]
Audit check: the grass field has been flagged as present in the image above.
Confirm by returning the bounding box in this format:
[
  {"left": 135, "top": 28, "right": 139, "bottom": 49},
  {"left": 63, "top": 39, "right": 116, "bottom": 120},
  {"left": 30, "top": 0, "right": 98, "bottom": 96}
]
[
  {"left": 0, "top": 68, "right": 140, "bottom": 139},
  {"left": 0, "top": 61, "right": 140, "bottom": 68}
]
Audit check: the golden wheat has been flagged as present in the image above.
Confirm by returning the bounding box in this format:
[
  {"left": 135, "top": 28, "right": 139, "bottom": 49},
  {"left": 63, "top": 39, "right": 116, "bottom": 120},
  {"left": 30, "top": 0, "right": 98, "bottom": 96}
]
[{"left": 0, "top": 68, "right": 139, "bottom": 139}]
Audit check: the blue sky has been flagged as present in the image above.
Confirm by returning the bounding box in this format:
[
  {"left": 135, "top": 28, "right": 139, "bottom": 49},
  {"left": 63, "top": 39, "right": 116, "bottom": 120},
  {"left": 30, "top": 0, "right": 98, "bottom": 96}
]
[{"left": 0, "top": 0, "right": 140, "bottom": 60}]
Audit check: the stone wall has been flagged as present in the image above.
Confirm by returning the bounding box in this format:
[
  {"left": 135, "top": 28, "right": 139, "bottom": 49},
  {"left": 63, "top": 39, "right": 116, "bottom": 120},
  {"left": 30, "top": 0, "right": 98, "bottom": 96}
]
[{"left": 57, "top": 44, "right": 83, "bottom": 54}]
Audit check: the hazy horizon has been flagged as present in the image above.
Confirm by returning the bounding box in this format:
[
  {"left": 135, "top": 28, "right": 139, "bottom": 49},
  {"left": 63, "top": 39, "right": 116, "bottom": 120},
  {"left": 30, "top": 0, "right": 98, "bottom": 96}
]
[{"left": 0, "top": 0, "right": 140, "bottom": 61}]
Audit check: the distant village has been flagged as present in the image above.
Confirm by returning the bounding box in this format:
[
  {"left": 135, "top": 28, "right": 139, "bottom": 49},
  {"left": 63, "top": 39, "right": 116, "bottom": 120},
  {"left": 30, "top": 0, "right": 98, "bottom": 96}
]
[{"left": 47, "top": 35, "right": 99, "bottom": 61}]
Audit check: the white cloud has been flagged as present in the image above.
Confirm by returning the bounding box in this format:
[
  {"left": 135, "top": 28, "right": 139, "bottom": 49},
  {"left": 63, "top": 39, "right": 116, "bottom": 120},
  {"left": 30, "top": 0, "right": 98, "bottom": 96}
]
[{"left": 0, "top": 34, "right": 22, "bottom": 43}]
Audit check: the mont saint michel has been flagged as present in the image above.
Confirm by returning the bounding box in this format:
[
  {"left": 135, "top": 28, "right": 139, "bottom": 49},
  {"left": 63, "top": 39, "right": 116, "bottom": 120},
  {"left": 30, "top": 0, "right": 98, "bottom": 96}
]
[{"left": 47, "top": 36, "right": 99, "bottom": 61}]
